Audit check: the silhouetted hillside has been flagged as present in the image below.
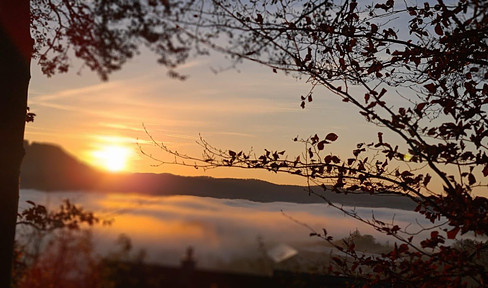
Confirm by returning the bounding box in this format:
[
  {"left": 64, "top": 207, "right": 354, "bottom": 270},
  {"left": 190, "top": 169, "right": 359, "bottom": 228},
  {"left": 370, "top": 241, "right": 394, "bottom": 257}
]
[
  {"left": 21, "top": 141, "right": 102, "bottom": 191},
  {"left": 20, "top": 141, "right": 416, "bottom": 210}
]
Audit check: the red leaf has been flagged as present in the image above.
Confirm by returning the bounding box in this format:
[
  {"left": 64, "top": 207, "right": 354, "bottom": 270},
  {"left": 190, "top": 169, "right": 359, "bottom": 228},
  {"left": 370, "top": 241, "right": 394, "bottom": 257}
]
[
  {"left": 447, "top": 227, "right": 460, "bottom": 239},
  {"left": 364, "top": 93, "right": 370, "bottom": 103},
  {"left": 416, "top": 102, "right": 427, "bottom": 111},
  {"left": 415, "top": 102, "right": 427, "bottom": 116},
  {"left": 339, "top": 58, "right": 346, "bottom": 69},
  {"left": 483, "top": 165, "right": 488, "bottom": 177},
  {"left": 423, "top": 174, "right": 431, "bottom": 186},
  {"left": 424, "top": 83, "right": 437, "bottom": 93},
  {"left": 371, "top": 23, "right": 378, "bottom": 33},
  {"left": 325, "top": 133, "right": 338, "bottom": 142},
  {"left": 434, "top": 23, "right": 443, "bottom": 35},
  {"left": 324, "top": 155, "right": 332, "bottom": 164},
  {"left": 317, "top": 141, "right": 325, "bottom": 151},
  {"left": 256, "top": 13, "right": 263, "bottom": 24}
]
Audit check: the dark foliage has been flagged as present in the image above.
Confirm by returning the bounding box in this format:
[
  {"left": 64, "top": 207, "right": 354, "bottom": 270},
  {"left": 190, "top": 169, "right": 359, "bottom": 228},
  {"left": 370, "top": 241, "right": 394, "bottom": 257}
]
[
  {"left": 30, "top": 0, "right": 195, "bottom": 80},
  {"left": 2, "top": 1, "right": 196, "bottom": 286},
  {"left": 143, "top": 1, "right": 488, "bottom": 287}
]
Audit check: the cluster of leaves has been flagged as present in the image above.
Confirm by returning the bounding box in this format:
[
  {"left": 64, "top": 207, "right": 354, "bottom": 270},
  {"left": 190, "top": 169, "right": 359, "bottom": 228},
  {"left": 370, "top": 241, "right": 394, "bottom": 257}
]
[
  {"left": 323, "top": 230, "right": 488, "bottom": 287},
  {"left": 30, "top": 0, "right": 197, "bottom": 80},
  {"left": 14, "top": 230, "right": 100, "bottom": 288},
  {"left": 13, "top": 200, "right": 98, "bottom": 286},
  {"left": 13, "top": 200, "right": 144, "bottom": 288},
  {"left": 142, "top": 0, "right": 488, "bottom": 286},
  {"left": 13, "top": 200, "right": 104, "bottom": 285},
  {"left": 17, "top": 199, "right": 101, "bottom": 232}
]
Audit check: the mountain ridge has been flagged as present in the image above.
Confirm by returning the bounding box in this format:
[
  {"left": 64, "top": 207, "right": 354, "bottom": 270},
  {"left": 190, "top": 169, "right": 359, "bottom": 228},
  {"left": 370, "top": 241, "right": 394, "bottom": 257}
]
[{"left": 20, "top": 141, "right": 416, "bottom": 210}]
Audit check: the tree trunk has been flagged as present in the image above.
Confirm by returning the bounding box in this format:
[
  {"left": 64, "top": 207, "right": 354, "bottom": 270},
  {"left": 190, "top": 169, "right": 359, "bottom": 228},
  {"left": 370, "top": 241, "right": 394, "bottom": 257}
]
[{"left": 0, "top": 0, "right": 31, "bottom": 287}]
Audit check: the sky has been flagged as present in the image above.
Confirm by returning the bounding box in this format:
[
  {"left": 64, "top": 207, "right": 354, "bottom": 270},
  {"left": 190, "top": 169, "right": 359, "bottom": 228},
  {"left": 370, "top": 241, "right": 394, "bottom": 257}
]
[{"left": 26, "top": 49, "right": 383, "bottom": 185}]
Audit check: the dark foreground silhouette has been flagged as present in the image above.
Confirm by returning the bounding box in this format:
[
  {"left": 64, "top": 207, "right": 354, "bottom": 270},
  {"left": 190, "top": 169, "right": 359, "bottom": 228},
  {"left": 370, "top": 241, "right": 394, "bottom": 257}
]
[{"left": 102, "top": 247, "right": 366, "bottom": 288}]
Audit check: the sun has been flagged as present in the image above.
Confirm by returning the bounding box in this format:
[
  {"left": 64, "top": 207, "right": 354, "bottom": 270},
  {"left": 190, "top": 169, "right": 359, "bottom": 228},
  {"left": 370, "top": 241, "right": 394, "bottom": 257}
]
[{"left": 91, "top": 145, "right": 132, "bottom": 172}]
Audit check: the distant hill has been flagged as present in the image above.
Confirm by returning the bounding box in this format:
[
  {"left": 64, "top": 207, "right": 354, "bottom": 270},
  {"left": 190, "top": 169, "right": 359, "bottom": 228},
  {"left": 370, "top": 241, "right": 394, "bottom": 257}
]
[
  {"left": 20, "top": 141, "right": 416, "bottom": 210},
  {"left": 21, "top": 141, "right": 101, "bottom": 191}
]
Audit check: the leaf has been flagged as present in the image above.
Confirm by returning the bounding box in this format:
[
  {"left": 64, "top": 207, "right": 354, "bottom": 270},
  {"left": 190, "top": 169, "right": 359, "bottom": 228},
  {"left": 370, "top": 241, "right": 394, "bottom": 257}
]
[
  {"left": 483, "top": 165, "right": 488, "bottom": 177},
  {"left": 293, "top": 156, "right": 300, "bottom": 167},
  {"left": 339, "top": 58, "right": 346, "bottom": 69},
  {"left": 364, "top": 93, "right": 370, "bottom": 103},
  {"left": 401, "top": 169, "right": 414, "bottom": 178},
  {"left": 371, "top": 23, "right": 378, "bottom": 33},
  {"left": 423, "top": 174, "right": 431, "bottom": 186},
  {"left": 324, "top": 155, "right": 332, "bottom": 164},
  {"left": 377, "top": 132, "right": 383, "bottom": 143},
  {"left": 416, "top": 102, "right": 427, "bottom": 111},
  {"left": 434, "top": 23, "right": 443, "bottom": 35},
  {"left": 311, "top": 134, "right": 319, "bottom": 144},
  {"left": 424, "top": 83, "right": 437, "bottom": 93},
  {"left": 447, "top": 227, "right": 460, "bottom": 239},
  {"left": 317, "top": 141, "right": 325, "bottom": 150},
  {"left": 255, "top": 13, "right": 263, "bottom": 24},
  {"left": 468, "top": 173, "right": 476, "bottom": 185},
  {"left": 415, "top": 102, "right": 427, "bottom": 116},
  {"left": 325, "top": 133, "right": 338, "bottom": 142}
]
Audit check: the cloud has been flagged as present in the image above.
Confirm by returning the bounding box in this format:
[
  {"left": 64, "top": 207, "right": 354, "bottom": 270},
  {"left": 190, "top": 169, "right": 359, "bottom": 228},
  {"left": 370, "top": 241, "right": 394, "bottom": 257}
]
[{"left": 20, "top": 190, "right": 431, "bottom": 269}]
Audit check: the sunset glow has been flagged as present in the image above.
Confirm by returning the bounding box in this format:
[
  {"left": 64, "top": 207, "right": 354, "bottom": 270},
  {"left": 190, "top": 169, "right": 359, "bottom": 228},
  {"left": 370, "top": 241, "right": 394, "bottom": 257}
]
[{"left": 91, "top": 145, "right": 132, "bottom": 172}]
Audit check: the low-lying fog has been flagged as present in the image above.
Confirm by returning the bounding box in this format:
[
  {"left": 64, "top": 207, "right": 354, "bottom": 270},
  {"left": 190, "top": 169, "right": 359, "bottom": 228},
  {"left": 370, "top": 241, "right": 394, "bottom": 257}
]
[{"left": 19, "top": 189, "right": 430, "bottom": 270}]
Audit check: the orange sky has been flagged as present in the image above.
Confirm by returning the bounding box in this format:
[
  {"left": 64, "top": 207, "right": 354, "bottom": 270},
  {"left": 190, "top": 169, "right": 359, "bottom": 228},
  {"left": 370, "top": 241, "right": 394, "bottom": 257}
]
[
  {"left": 26, "top": 50, "right": 388, "bottom": 185},
  {"left": 27, "top": 46, "right": 478, "bottom": 200}
]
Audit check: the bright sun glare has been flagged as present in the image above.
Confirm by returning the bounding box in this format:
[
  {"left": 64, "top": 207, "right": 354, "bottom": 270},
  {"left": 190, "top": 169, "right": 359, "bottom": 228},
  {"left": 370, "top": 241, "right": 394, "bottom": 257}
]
[{"left": 92, "top": 145, "right": 132, "bottom": 172}]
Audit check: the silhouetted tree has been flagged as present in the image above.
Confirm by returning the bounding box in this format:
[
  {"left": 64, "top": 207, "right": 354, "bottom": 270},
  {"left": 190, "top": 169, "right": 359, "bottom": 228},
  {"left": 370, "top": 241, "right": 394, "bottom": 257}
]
[
  {"left": 146, "top": 0, "right": 488, "bottom": 286},
  {"left": 0, "top": 1, "right": 193, "bottom": 286},
  {"left": 14, "top": 200, "right": 102, "bottom": 287}
]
